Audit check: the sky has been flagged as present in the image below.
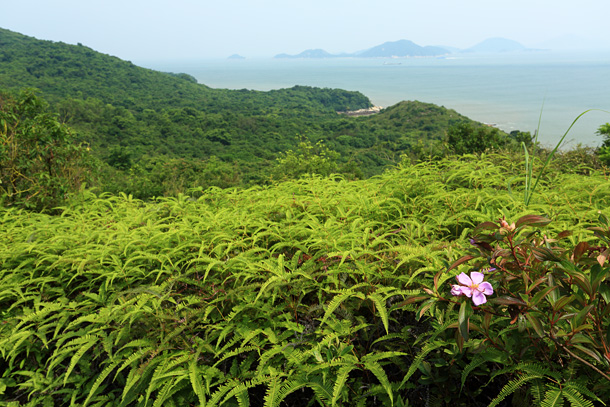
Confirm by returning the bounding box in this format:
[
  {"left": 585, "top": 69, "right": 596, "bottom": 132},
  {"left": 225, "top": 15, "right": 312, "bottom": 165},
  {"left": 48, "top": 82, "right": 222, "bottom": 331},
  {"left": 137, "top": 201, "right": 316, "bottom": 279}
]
[{"left": 1, "top": 0, "right": 609, "bottom": 61}]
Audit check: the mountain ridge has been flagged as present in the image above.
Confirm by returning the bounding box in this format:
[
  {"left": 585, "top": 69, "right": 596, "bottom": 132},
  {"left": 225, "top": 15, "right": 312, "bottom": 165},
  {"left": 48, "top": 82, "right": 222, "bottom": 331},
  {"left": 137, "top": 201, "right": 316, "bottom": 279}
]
[{"left": 274, "top": 37, "right": 535, "bottom": 59}]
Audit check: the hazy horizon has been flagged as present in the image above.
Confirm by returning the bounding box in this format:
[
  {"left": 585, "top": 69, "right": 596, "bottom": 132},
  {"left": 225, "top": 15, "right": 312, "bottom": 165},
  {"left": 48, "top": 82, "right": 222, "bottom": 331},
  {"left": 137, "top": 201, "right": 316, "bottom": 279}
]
[{"left": 1, "top": 0, "right": 609, "bottom": 62}]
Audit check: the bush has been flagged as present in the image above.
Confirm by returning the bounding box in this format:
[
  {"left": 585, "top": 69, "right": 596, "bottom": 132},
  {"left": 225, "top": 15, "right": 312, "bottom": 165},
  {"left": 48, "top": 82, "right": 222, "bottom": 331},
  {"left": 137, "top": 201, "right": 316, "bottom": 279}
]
[
  {"left": 413, "top": 214, "right": 610, "bottom": 405},
  {"left": 0, "top": 89, "right": 91, "bottom": 211}
]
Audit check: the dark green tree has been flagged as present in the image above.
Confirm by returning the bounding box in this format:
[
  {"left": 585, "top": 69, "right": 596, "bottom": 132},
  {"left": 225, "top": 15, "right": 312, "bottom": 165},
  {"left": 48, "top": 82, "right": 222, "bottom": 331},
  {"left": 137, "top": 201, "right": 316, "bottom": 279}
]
[
  {"left": 0, "top": 89, "right": 91, "bottom": 211},
  {"left": 445, "top": 123, "right": 505, "bottom": 155}
]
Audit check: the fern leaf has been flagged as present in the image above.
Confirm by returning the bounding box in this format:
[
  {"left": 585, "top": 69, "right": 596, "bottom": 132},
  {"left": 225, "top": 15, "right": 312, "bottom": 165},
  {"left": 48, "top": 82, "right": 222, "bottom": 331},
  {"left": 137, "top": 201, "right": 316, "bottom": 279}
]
[
  {"left": 363, "top": 360, "right": 393, "bottom": 406},
  {"left": 564, "top": 382, "right": 605, "bottom": 405},
  {"left": 488, "top": 372, "right": 545, "bottom": 407},
  {"left": 152, "top": 376, "right": 189, "bottom": 407},
  {"left": 400, "top": 340, "right": 444, "bottom": 387},
  {"left": 562, "top": 388, "right": 594, "bottom": 407},
  {"left": 332, "top": 364, "right": 357, "bottom": 407},
  {"left": 367, "top": 292, "right": 390, "bottom": 334},
  {"left": 460, "top": 348, "right": 503, "bottom": 391},
  {"left": 270, "top": 379, "right": 309, "bottom": 407},
  {"left": 541, "top": 387, "right": 564, "bottom": 407},
  {"left": 264, "top": 376, "right": 283, "bottom": 407},
  {"left": 189, "top": 359, "right": 207, "bottom": 407},
  {"left": 361, "top": 351, "right": 406, "bottom": 364},
  {"left": 320, "top": 290, "right": 356, "bottom": 327},
  {"left": 63, "top": 335, "right": 98, "bottom": 385},
  {"left": 82, "top": 360, "right": 121, "bottom": 407},
  {"left": 308, "top": 377, "right": 334, "bottom": 405}
]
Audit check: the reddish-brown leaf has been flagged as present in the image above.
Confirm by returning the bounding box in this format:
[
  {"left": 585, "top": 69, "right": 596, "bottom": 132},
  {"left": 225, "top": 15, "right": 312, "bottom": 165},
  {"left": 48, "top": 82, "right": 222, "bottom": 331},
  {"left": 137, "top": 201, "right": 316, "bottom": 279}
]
[{"left": 447, "top": 255, "right": 476, "bottom": 272}]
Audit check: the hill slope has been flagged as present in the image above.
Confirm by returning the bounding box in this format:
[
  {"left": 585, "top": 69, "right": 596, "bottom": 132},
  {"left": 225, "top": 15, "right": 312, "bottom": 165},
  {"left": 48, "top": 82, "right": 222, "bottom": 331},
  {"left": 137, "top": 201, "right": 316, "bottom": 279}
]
[
  {"left": 0, "top": 28, "right": 370, "bottom": 114},
  {"left": 0, "top": 27, "right": 519, "bottom": 197}
]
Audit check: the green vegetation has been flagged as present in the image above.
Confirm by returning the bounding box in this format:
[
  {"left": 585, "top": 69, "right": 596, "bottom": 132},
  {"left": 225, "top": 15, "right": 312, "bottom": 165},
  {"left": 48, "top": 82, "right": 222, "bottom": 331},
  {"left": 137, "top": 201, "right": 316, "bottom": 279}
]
[
  {"left": 0, "top": 27, "right": 529, "bottom": 199},
  {"left": 0, "top": 89, "right": 91, "bottom": 212},
  {"left": 1, "top": 154, "right": 609, "bottom": 406},
  {"left": 2, "top": 25, "right": 610, "bottom": 406},
  {"left": 597, "top": 123, "right": 610, "bottom": 165}
]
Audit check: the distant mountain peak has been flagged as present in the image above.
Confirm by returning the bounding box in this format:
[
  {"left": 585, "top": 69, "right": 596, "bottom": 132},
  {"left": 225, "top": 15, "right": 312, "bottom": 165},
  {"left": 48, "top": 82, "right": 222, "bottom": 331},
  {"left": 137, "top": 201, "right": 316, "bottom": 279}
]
[
  {"left": 274, "top": 49, "right": 337, "bottom": 59},
  {"left": 275, "top": 40, "right": 448, "bottom": 59},
  {"left": 358, "top": 40, "right": 448, "bottom": 58}
]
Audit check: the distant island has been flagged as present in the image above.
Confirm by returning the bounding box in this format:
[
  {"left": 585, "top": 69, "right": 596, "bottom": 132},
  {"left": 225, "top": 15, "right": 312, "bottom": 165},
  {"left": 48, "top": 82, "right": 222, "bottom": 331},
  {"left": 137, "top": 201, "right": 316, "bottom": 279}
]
[
  {"left": 274, "top": 37, "right": 533, "bottom": 59},
  {"left": 227, "top": 54, "right": 246, "bottom": 60}
]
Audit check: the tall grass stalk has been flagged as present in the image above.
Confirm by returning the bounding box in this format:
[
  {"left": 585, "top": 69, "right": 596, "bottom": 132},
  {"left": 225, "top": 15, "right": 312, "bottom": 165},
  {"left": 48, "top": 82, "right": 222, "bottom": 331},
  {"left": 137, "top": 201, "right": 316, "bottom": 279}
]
[{"left": 523, "top": 107, "right": 609, "bottom": 206}]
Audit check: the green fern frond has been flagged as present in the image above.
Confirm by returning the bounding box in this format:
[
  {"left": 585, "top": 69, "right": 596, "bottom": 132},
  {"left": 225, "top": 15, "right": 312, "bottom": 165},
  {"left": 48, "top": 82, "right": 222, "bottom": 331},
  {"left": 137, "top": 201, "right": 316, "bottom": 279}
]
[
  {"left": 320, "top": 290, "right": 362, "bottom": 328},
  {"left": 541, "top": 386, "right": 564, "bottom": 407},
  {"left": 489, "top": 372, "right": 545, "bottom": 407},
  {"left": 564, "top": 381, "right": 605, "bottom": 405},
  {"left": 332, "top": 364, "right": 357, "bottom": 407},
  {"left": 188, "top": 358, "right": 207, "bottom": 407},
  {"left": 562, "top": 387, "right": 595, "bottom": 407},
  {"left": 83, "top": 360, "right": 121, "bottom": 407},
  {"left": 264, "top": 376, "right": 283, "bottom": 407},
  {"left": 307, "top": 376, "right": 334, "bottom": 405},
  {"left": 63, "top": 334, "right": 98, "bottom": 385},
  {"left": 367, "top": 292, "right": 390, "bottom": 334},
  {"left": 400, "top": 340, "right": 444, "bottom": 388},
  {"left": 152, "top": 376, "right": 189, "bottom": 407},
  {"left": 460, "top": 347, "right": 503, "bottom": 390},
  {"left": 363, "top": 359, "right": 394, "bottom": 406},
  {"left": 267, "top": 378, "right": 309, "bottom": 407}
]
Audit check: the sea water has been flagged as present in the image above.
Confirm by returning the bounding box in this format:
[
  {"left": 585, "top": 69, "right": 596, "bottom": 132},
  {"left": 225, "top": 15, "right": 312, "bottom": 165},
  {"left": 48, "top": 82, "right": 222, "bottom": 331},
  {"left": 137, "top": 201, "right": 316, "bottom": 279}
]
[{"left": 141, "top": 51, "right": 610, "bottom": 148}]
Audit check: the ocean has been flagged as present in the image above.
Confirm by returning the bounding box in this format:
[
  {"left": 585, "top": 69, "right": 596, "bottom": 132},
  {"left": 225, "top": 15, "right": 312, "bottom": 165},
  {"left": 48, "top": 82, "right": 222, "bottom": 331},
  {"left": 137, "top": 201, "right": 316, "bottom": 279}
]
[{"left": 141, "top": 51, "right": 610, "bottom": 148}]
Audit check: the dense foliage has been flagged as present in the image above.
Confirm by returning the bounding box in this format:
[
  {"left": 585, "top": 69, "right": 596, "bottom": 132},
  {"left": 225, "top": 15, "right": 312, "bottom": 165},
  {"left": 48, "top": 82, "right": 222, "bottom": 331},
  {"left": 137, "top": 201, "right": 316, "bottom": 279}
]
[
  {"left": 0, "top": 89, "right": 91, "bottom": 211},
  {"left": 597, "top": 123, "right": 610, "bottom": 165},
  {"left": 0, "top": 27, "right": 531, "bottom": 198},
  {"left": 1, "top": 154, "right": 609, "bottom": 406},
  {"left": 3, "top": 25, "right": 610, "bottom": 407}
]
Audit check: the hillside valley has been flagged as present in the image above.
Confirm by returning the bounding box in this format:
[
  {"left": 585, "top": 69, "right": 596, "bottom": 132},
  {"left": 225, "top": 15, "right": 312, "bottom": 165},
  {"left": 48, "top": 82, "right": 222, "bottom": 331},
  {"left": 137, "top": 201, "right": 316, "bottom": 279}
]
[{"left": 0, "top": 27, "right": 529, "bottom": 199}]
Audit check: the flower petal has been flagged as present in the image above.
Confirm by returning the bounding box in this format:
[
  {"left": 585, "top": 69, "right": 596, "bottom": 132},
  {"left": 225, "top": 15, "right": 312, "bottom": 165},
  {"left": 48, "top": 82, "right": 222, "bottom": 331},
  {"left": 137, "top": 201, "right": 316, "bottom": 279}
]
[
  {"left": 470, "top": 272, "right": 484, "bottom": 285},
  {"left": 457, "top": 272, "right": 472, "bottom": 286},
  {"left": 472, "top": 291, "right": 487, "bottom": 306},
  {"left": 450, "top": 285, "right": 463, "bottom": 296},
  {"left": 460, "top": 287, "right": 473, "bottom": 297},
  {"left": 478, "top": 282, "right": 494, "bottom": 295}
]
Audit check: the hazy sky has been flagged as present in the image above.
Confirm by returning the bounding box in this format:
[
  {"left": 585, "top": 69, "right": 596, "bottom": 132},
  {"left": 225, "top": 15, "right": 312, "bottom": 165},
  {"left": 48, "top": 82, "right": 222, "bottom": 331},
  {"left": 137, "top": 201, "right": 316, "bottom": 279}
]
[{"left": 1, "top": 0, "right": 609, "bottom": 61}]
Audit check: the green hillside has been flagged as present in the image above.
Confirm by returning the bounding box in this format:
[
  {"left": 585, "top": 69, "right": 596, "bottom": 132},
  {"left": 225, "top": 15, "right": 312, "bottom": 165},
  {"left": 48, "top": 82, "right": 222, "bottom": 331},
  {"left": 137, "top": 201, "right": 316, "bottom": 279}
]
[
  {"left": 0, "top": 28, "right": 369, "bottom": 114},
  {"left": 0, "top": 27, "right": 524, "bottom": 197}
]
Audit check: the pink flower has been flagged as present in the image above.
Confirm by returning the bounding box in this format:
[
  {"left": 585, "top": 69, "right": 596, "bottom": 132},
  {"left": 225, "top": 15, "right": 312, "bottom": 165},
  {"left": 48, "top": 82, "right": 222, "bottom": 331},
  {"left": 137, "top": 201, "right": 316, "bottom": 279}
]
[{"left": 451, "top": 272, "right": 494, "bottom": 306}]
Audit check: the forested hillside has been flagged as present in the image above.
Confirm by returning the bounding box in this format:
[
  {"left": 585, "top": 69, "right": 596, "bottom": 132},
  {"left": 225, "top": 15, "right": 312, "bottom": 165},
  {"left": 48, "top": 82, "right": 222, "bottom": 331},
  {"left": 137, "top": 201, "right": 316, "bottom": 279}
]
[{"left": 0, "top": 27, "right": 526, "bottom": 197}]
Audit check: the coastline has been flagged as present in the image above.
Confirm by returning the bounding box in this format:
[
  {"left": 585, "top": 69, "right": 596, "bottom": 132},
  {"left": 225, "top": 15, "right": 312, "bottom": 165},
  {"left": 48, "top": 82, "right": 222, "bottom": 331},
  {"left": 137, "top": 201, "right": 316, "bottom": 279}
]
[{"left": 338, "top": 106, "right": 383, "bottom": 117}]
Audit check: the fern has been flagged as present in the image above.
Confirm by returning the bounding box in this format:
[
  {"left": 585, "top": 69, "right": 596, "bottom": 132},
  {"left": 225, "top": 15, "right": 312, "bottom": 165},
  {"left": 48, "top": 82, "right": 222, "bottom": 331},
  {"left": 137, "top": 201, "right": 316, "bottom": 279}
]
[
  {"left": 489, "top": 372, "right": 546, "bottom": 407},
  {"left": 367, "top": 292, "right": 390, "bottom": 334},
  {"left": 460, "top": 347, "right": 504, "bottom": 390},
  {"left": 82, "top": 360, "right": 121, "bottom": 407},
  {"left": 332, "top": 364, "right": 357, "bottom": 406},
  {"left": 63, "top": 334, "right": 98, "bottom": 385},
  {"left": 362, "top": 359, "right": 394, "bottom": 406},
  {"left": 400, "top": 340, "right": 445, "bottom": 387},
  {"left": 541, "top": 386, "right": 565, "bottom": 407}
]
